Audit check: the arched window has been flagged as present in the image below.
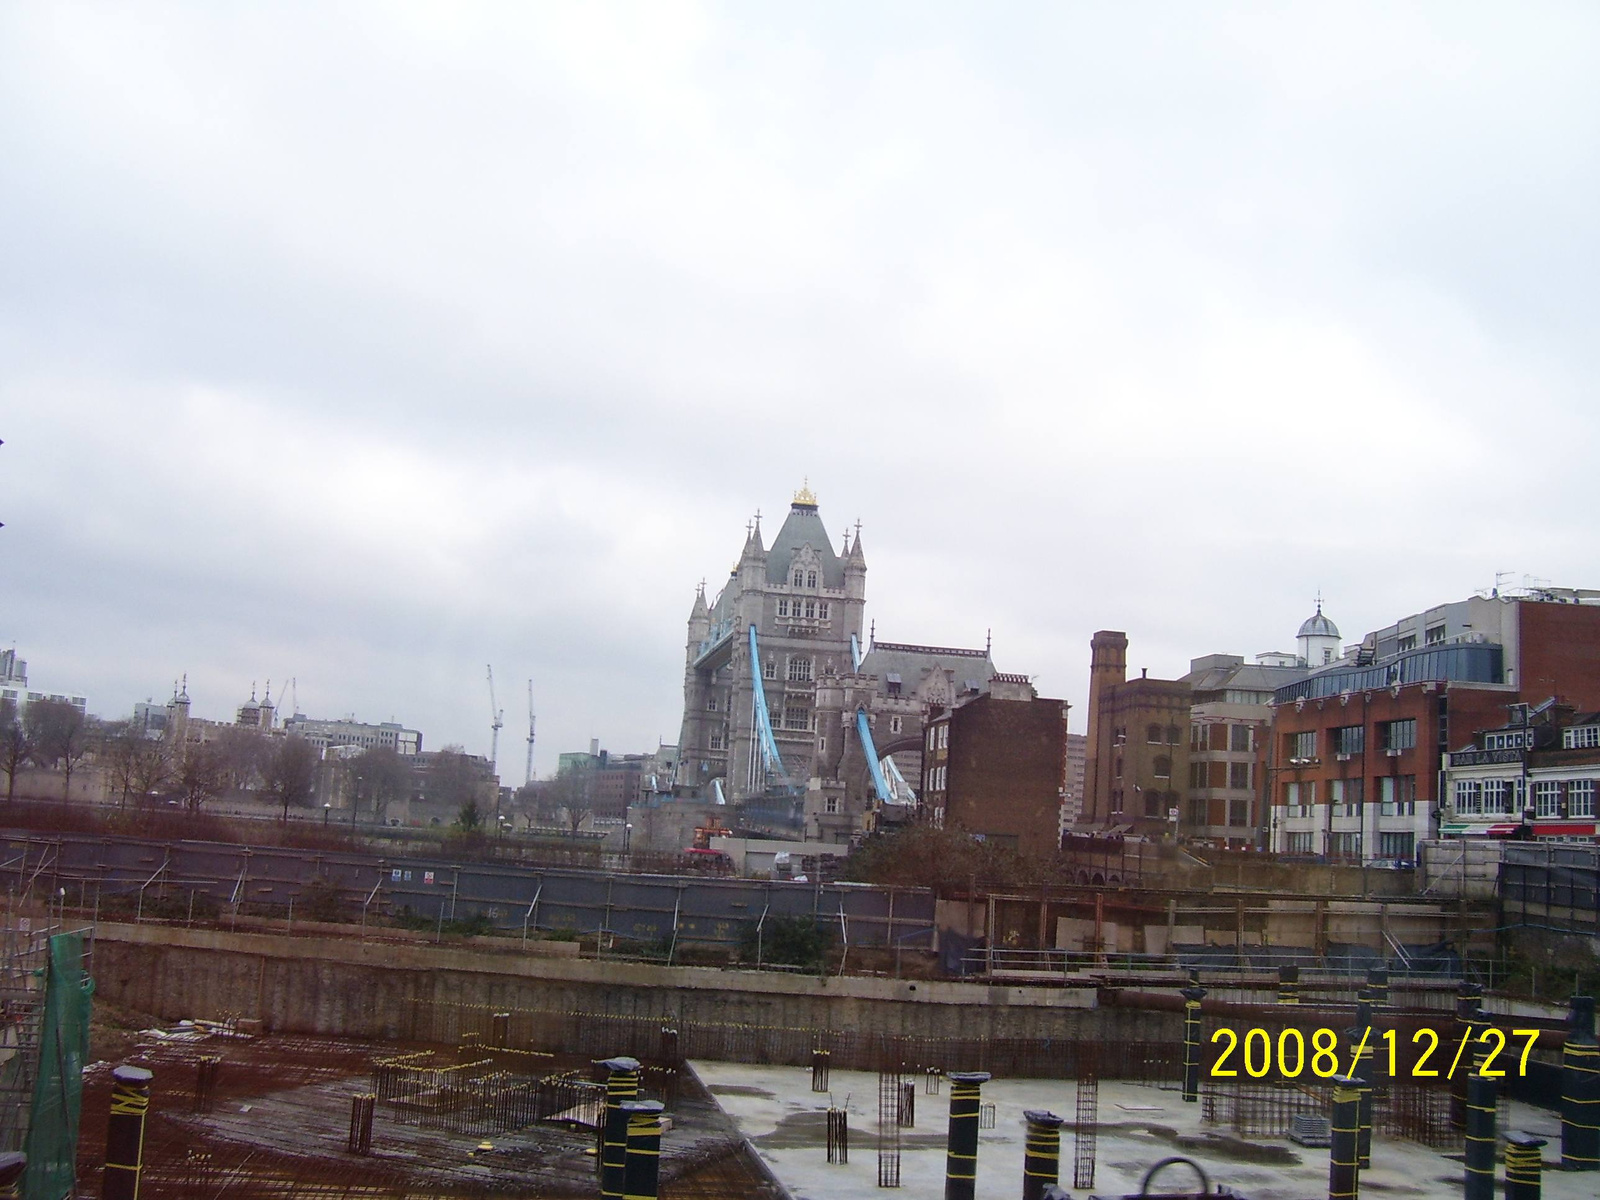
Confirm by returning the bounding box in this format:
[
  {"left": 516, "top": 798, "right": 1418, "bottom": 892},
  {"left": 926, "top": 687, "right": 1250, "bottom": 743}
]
[
  {"left": 1147, "top": 724, "right": 1163, "bottom": 743},
  {"left": 793, "top": 569, "right": 803, "bottom": 587},
  {"left": 806, "top": 570, "right": 817, "bottom": 588},
  {"left": 1154, "top": 755, "right": 1172, "bottom": 779}
]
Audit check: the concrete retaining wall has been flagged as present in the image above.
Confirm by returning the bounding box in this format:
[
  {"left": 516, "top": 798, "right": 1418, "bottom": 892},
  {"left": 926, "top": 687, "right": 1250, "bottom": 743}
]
[{"left": 88, "top": 922, "right": 1174, "bottom": 1047}]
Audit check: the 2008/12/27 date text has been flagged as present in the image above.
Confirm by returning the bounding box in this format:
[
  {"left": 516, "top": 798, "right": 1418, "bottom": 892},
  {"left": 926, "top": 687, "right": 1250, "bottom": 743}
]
[{"left": 1208, "top": 1027, "right": 1541, "bottom": 1079}]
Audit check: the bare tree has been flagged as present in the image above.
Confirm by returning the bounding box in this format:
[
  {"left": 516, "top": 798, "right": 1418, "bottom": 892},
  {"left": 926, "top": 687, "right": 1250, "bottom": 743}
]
[
  {"left": 25, "top": 699, "right": 89, "bottom": 800},
  {"left": 176, "top": 742, "right": 228, "bottom": 813},
  {"left": 345, "top": 746, "right": 409, "bottom": 826},
  {"left": 537, "top": 766, "right": 594, "bottom": 836},
  {"left": 0, "top": 698, "right": 31, "bottom": 802},
  {"left": 264, "top": 736, "right": 320, "bottom": 820},
  {"left": 214, "top": 725, "right": 271, "bottom": 793}
]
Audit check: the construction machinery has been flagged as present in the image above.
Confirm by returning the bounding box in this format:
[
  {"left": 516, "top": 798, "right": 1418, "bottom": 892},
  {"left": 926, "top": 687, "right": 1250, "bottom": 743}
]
[{"left": 486, "top": 665, "right": 504, "bottom": 773}]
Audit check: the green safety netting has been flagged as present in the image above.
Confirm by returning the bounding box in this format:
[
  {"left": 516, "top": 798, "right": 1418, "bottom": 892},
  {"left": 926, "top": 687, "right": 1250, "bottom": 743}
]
[{"left": 23, "top": 933, "right": 93, "bottom": 1200}]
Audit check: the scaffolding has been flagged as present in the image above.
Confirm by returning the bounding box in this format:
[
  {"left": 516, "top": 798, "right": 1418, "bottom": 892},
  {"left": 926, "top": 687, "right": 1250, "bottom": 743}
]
[
  {"left": 1073, "top": 1045, "right": 1098, "bottom": 1191},
  {"left": 876, "top": 1067, "right": 901, "bottom": 1187}
]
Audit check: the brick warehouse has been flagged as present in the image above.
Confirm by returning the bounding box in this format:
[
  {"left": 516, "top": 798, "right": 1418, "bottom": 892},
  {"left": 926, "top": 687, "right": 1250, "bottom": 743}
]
[
  {"left": 1268, "top": 587, "right": 1600, "bottom": 862},
  {"left": 921, "top": 674, "right": 1070, "bottom": 857}
]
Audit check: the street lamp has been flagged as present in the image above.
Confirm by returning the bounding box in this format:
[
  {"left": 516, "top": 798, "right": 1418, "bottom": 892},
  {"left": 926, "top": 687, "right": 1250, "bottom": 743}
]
[
  {"left": 323, "top": 803, "right": 331, "bottom": 827},
  {"left": 624, "top": 822, "right": 633, "bottom": 853}
]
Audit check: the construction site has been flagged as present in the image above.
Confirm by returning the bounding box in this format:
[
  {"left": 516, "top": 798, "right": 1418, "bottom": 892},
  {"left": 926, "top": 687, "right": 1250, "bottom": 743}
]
[{"left": 0, "top": 827, "right": 1594, "bottom": 1196}]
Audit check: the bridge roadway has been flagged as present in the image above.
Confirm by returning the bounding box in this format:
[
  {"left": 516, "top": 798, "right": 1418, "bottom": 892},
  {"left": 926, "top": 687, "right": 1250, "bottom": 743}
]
[{"left": 0, "top": 826, "right": 935, "bottom": 954}]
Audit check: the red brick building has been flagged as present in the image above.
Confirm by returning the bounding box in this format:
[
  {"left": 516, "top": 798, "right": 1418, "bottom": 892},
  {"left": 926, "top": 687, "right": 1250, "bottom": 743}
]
[
  {"left": 1268, "top": 588, "right": 1600, "bottom": 862},
  {"left": 921, "top": 674, "right": 1069, "bottom": 857},
  {"left": 1081, "top": 630, "right": 1191, "bottom": 839}
]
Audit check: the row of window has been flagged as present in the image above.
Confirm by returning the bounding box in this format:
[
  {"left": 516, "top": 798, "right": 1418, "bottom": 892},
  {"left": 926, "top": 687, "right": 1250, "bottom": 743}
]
[
  {"left": 790, "top": 569, "right": 819, "bottom": 589},
  {"left": 1563, "top": 726, "right": 1600, "bottom": 749},
  {"left": 1283, "top": 776, "right": 1415, "bottom": 816},
  {"left": 1189, "top": 761, "right": 1255, "bottom": 790},
  {"left": 926, "top": 765, "right": 947, "bottom": 792},
  {"left": 759, "top": 656, "right": 816, "bottom": 683},
  {"left": 776, "top": 598, "right": 831, "bottom": 620},
  {"left": 1454, "top": 777, "right": 1596, "bottom": 818},
  {"left": 1287, "top": 720, "right": 1416, "bottom": 760},
  {"left": 1186, "top": 798, "right": 1254, "bottom": 827},
  {"left": 925, "top": 724, "right": 949, "bottom": 752},
  {"left": 1286, "top": 831, "right": 1415, "bottom": 858},
  {"left": 1191, "top": 724, "right": 1256, "bottom": 752}
]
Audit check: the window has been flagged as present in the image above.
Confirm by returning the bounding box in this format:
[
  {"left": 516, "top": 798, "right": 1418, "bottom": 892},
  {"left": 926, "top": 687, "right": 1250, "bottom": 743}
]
[
  {"left": 927, "top": 727, "right": 937, "bottom": 751},
  {"left": 777, "top": 598, "right": 789, "bottom": 617},
  {"left": 1333, "top": 725, "right": 1365, "bottom": 756},
  {"left": 825, "top": 795, "right": 839, "bottom": 814},
  {"left": 1284, "top": 781, "right": 1314, "bottom": 816},
  {"left": 1397, "top": 634, "right": 1418, "bottom": 653},
  {"left": 1331, "top": 777, "right": 1363, "bottom": 816},
  {"left": 792, "top": 570, "right": 803, "bottom": 587},
  {"left": 1191, "top": 725, "right": 1206, "bottom": 750},
  {"left": 706, "top": 696, "right": 719, "bottom": 712},
  {"left": 1484, "top": 731, "right": 1527, "bottom": 751},
  {"left": 818, "top": 736, "right": 826, "bottom": 754},
  {"left": 937, "top": 766, "right": 946, "bottom": 790},
  {"left": 1144, "top": 790, "right": 1162, "bottom": 817},
  {"left": 889, "top": 716, "right": 902, "bottom": 735},
  {"left": 1153, "top": 755, "right": 1171, "bottom": 779},
  {"left": 1564, "top": 726, "right": 1600, "bottom": 749},
  {"left": 803, "top": 600, "right": 815, "bottom": 618},
  {"left": 764, "top": 659, "right": 775, "bottom": 679},
  {"left": 1289, "top": 731, "right": 1316, "bottom": 759},
  {"left": 1147, "top": 724, "right": 1163, "bottom": 744},
  {"left": 818, "top": 602, "right": 830, "bottom": 620},
  {"left": 1454, "top": 779, "right": 1482, "bottom": 815},
  {"left": 1167, "top": 725, "right": 1182, "bottom": 745},
  {"left": 1425, "top": 624, "right": 1446, "bottom": 646},
  {"left": 806, "top": 570, "right": 817, "bottom": 588},
  {"left": 1229, "top": 761, "right": 1252, "bottom": 790},
  {"left": 939, "top": 726, "right": 948, "bottom": 749},
  {"left": 1482, "top": 778, "right": 1518, "bottom": 814},
  {"left": 784, "top": 706, "right": 810, "bottom": 731},
  {"left": 1287, "top": 832, "right": 1315, "bottom": 853},
  {"left": 1379, "top": 832, "right": 1415, "bottom": 859},
  {"left": 1534, "top": 780, "right": 1561, "bottom": 818},
  {"left": 709, "top": 731, "right": 724, "bottom": 750},
  {"left": 1379, "top": 775, "right": 1416, "bottom": 816},
  {"left": 787, "top": 656, "right": 813, "bottom": 682},
  {"left": 1188, "top": 797, "right": 1207, "bottom": 825},
  {"left": 1379, "top": 720, "right": 1417, "bottom": 752},
  {"left": 1230, "top": 725, "right": 1252, "bottom": 753},
  {"left": 1330, "top": 833, "right": 1362, "bottom": 858},
  {"left": 1228, "top": 799, "right": 1251, "bottom": 827},
  {"left": 1569, "top": 780, "right": 1595, "bottom": 818}
]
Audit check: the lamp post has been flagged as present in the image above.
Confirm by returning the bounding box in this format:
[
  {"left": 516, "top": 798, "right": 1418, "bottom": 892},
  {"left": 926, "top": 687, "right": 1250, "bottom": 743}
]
[
  {"left": 323, "top": 803, "right": 331, "bottom": 827},
  {"left": 624, "top": 822, "right": 633, "bottom": 854}
]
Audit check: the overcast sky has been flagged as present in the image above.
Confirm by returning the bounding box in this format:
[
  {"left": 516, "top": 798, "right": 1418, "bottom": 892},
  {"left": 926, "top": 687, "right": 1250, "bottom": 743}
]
[{"left": 3, "top": 2, "right": 1597, "bottom": 774}]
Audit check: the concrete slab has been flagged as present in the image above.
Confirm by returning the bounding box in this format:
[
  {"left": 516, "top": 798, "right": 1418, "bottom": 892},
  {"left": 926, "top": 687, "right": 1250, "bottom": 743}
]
[{"left": 693, "top": 1061, "right": 1592, "bottom": 1200}]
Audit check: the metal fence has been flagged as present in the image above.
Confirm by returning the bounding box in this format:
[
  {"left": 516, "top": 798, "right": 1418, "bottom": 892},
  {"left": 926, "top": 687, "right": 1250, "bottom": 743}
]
[{"left": 1500, "top": 842, "right": 1600, "bottom": 934}]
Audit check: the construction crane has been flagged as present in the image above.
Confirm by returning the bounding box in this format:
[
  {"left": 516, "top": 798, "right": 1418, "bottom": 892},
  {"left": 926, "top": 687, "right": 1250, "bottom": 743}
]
[
  {"left": 524, "top": 679, "right": 536, "bottom": 786},
  {"left": 486, "top": 665, "right": 504, "bottom": 773}
]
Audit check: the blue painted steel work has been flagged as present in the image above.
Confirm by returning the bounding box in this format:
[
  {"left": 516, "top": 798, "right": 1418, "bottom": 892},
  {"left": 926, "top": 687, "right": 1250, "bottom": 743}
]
[
  {"left": 855, "top": 707, "right": 893, "bottom": 804},
  {"left": 850, "top": 632, "right": 864, "bottom": 671},
  {"left": 748, "top": 624, "right": 787, "bottom": 780}
]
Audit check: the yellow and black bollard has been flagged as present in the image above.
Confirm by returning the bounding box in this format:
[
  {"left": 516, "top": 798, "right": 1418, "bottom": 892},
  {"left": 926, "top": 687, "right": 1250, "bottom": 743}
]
[
  {"left": 1328, "top": 1075, "right": 1360, "bottom": 1200},
  {"left": 1181, "top": 984, "right": 1205, "bottom": 1103},
  {"left": 1561, "top": 994, "right": 1598, "bottom": 1171},
  {"left": 1349, "top": 997, "right": 1375, "bottom": 1170},
  {"left": 620, "top": 1099, "right": 664, "bottom": 1200},
  {"left": 1020, "top": 1109, "right": 1063, "bottom": 1200},
  {"left": 944, "top": 1071, "right": 990, "bottom": 1200},
  {"left": 1503, "top": 1132, "right": 1546, "bottom": 1200},
  {"left": 1278, "top": 964, "right": 1300, "bottom": 1005},
  {"left": 1366, "top": 965, "right": 1389, "bottom": 1008},
  {"left": 104, "top": 1064, "right": 153, "bottom": 1200},
  {"left": 1464, "top": 1048, "right": 1497, "bottom": 1200},
  {"left": 596, "top": 1056, "right": 641, "bottom": 1200}
]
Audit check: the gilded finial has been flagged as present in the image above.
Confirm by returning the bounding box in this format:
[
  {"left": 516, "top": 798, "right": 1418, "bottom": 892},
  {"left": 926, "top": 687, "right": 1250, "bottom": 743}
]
[{"left": 793, "top": 477, "right": 817, "bottom": 507}]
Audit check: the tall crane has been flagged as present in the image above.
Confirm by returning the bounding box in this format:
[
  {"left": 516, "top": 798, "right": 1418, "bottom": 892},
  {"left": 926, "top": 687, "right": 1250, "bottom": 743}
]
[
  {"left": 524, "top": 679, "right": 537, "bottom": 786},
  {"left": 486, "top": 665, "right": 504, "bottom": 773}
]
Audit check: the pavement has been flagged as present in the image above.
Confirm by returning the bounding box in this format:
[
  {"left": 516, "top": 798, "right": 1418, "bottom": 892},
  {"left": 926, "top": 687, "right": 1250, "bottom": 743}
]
[{"left": 692, "top": 1060, "right": 1592, "bottom": 1200}]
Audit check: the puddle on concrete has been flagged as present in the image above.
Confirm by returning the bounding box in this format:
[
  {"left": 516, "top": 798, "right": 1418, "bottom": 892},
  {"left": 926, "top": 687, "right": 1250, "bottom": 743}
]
[
  {"left": 1171, "top": 1131, "right": 1300, "bottom": 1166},
  {"left": 752, "top": 1110, "right": 948, "bottom": 1151},
  {"left": 707, "top": 1084, "right": 776, "bottom": 1098}
]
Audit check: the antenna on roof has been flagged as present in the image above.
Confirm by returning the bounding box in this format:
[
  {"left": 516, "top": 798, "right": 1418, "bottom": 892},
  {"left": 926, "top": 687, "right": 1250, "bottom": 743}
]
[{"left": 986, "top": 628, "right": 992, "bottom": 655}]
